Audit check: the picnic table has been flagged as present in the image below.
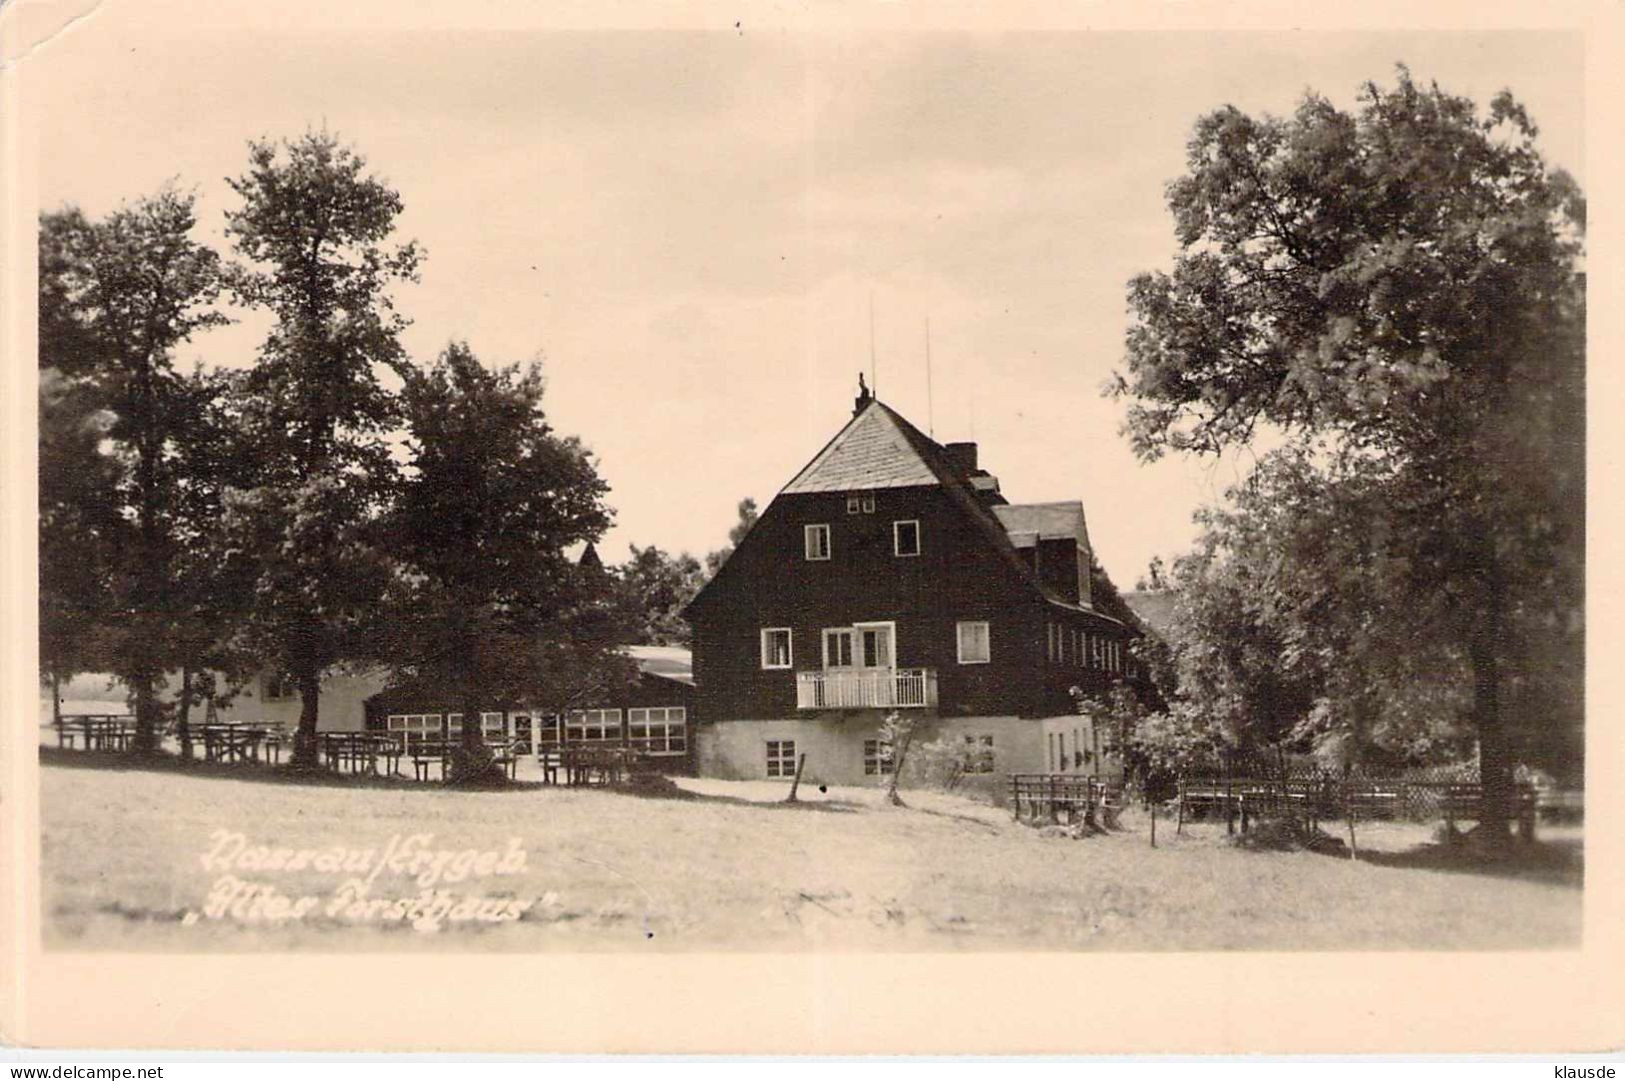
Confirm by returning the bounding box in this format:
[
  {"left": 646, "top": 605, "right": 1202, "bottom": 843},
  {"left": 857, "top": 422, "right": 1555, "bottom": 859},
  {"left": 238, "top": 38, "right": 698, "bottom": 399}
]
[
  {"left": 53, "top": 714, "right": 136, "bottom": 751},
  {"left": 321, "top": 732, "right": 404, "bottom": 776},
  {"left": 552, "top": 745, "right": 651, "bottom": 787},
  {"left": 399, "top": 737, "right": 522, "bottom": 782},
  {"left": 197, "top": 723, "right": 270, "bottom": 764}
]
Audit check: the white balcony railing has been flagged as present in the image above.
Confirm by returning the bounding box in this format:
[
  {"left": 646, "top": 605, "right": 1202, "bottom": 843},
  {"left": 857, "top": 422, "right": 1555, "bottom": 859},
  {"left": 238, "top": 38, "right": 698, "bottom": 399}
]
[{"left": 795, "top": 668, "right": 937, "bottom": 710}]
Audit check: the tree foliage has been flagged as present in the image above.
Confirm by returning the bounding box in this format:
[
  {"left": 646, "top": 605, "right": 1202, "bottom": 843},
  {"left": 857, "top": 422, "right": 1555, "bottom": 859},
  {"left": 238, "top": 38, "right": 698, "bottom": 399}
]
[
  {"left": 221, "top": 131, "right": 421, "bottom": 767},
  {"left": 37, "top": 191, "right": 233, "bottom": 750},
  {"left": 381, "top": 342, "right": 633, "bottom": 781},
  {"left": 1112, "top": 69, "right": 1585, "bottom": 832},
  {"left": 614, "top": 544, "right": 705, "bottom": 646},
  {"left": 703, "top": 497, "right": 759, "bottom": 576}
]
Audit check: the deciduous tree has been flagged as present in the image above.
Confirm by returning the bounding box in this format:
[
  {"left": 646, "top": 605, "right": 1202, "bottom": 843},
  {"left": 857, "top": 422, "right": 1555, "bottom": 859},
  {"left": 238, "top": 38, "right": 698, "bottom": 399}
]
[
  {"left": 37, "top": 192, "right": 231, "bottom": 751},
  {"left": 221, "top": 131, "right": 421, "bottom": 768},
  {"left": 1112, "top": 69, "right": 1584, "bottom": 839},
  {"left": 381, "top": 342, "right": 633, "bottom": 783}
]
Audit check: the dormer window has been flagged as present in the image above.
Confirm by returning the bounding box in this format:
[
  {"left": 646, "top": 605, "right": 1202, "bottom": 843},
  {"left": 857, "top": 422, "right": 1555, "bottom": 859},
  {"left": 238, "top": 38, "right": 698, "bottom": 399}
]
[
  {"left": 804, "top": 523, "right": 831, "bottom": 560},
  {"left": 893, "top": 519, "right": 921, "bottom": 557}
]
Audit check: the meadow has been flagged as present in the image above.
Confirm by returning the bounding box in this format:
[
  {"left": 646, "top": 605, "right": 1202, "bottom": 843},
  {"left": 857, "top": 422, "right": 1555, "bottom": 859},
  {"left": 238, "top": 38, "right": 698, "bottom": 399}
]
[{"left": 38, "top": 750, "right": 1583, "bottom": 952}]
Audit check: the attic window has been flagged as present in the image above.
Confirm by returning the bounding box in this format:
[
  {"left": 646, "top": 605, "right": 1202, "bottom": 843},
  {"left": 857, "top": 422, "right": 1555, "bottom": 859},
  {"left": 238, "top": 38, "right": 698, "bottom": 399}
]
[
  {"left": 846, "top": 494, "right": 876, "bottom": 514},
  {"left": 893, "top": 520, "right": 920, "bottom": 557}
]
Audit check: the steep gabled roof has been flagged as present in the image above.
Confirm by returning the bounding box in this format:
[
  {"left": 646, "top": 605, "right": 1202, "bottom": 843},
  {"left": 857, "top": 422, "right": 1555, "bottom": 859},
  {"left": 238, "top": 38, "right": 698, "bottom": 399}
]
[
  {"left": 781, "top": 403, "right": 939, "bottom": 492},
  {"left": 685, "top": 397, "right": 1126, "bottom": 628}
]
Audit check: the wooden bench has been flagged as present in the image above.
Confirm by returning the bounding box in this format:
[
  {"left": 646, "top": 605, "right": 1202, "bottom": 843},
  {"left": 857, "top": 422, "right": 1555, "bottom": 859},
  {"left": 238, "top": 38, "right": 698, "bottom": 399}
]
[
  {"left": 1008, "top": 773, "right": 1100, "bottom": 826},
  {"left": 408, "top": 739, "right": 451, "bottom": 782},
  {"left": 488, "top": 739, "right": 520, "bottom": 781}
]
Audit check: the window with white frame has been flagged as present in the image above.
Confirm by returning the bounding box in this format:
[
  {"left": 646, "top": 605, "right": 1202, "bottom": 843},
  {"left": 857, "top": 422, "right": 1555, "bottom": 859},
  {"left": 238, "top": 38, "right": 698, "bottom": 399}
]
[
  {"left": 516, "top": 713, "right": 562, "bottom": 747},
  {"left": 1091, "top": 634, "right": 1104, "bottom": 669},
  {"left": 862, "top": 493, "right": 876, "bottom": 513},
  {"left": 847, "top": 493, "right": 875, "bottom": 515},
  {"left": 863, "top": 738, "right": 895, "bottom": 775},
  {"left": 804, "top": 523, "right": 831, "bottom": 560},
  {"left": 386, "top": 713, "right": 445, "bottom": 746},
  {"left": 893, "top": 519, "right": 921, "bottom": 557},
  {"left": 956, "top": 620, "right": 990, "bottom": 664},
  {"left": 565, "top": 708, "right": 622, "bottom": 742},
  {"left": 766, "top": 739, "right": 797, "bottom": 778},
  {"left": 760, "top": 627, "right": 793, "bottom": 669},
  {"left": 627, "top": 707, "right": 687, "bottom": 755},
  {"left": 962, "top": 734, "right": 995, "bottom": 774},
  {"left": 823, "top": 627, "right": 855, "bottom": 668}
]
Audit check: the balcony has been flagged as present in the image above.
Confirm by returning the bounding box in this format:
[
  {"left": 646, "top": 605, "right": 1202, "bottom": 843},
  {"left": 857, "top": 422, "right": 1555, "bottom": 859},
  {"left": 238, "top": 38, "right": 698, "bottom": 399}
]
[{"left": 795, "top": 668, "right": 938, "bottom": 710}]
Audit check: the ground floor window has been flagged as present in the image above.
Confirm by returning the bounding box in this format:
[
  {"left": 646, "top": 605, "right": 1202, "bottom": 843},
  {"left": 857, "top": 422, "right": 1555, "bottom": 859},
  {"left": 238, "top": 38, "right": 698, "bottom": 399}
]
[
  {"left": 627, "top": 707, "right": 687, "bottom": 756},
  {"left": 863, "top": 738, "right": 894, "bottom": 775},
  {"left": 566, "top": 708, "right": 622, "bottom": 742},
  {"left": 961, "top": 734, "right": 995, "bottom": 774},
  {"left": 450, "top": 712, "right": 507, "bottom": 739},
  {"left": 766, "top": 739, "right": 797, "bottom": 778},
  {"left": 387, "top": 714, "right": 444, "bottom": 746}
]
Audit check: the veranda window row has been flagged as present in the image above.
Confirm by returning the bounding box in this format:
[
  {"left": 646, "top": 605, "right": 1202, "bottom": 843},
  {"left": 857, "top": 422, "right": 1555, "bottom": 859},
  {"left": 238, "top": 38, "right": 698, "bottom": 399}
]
[{"left": 384, "top": 707, "right": 688, "bottom": 756}]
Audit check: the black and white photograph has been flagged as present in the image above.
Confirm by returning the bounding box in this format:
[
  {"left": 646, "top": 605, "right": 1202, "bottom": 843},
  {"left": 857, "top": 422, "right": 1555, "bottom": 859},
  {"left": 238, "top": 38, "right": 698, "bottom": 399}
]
[{"left": 2, "top": 0, "right": 1614, "bottom": 1058}]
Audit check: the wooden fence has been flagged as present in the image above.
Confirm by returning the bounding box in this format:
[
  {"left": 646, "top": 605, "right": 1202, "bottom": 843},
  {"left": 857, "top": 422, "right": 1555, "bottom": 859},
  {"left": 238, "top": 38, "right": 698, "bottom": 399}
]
[{"left": 1008, "top": 773, "right": 1124, "bottom": 828}]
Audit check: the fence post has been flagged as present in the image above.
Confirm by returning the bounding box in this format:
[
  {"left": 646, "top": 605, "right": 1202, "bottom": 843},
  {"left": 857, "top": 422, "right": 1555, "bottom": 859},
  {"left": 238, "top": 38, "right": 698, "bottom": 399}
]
[
  {"left": 785, "top": 752, "right": 807, "bottom": 803},
  {"left": 1344, "top": 785, "right": 1359, "bottom": 861},
  {"left": 1224, "top": 753, "right": 1236, "bottom": 836}
]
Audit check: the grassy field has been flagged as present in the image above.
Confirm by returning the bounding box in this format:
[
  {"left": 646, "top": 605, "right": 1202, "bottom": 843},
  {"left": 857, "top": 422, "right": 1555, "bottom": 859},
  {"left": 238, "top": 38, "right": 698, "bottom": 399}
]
[{"left": 39, "top": 751, "right": 1582, "bottom": 952}]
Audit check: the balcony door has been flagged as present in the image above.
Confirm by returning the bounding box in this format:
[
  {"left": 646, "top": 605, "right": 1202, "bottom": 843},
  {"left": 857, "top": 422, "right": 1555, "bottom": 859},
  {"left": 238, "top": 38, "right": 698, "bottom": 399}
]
[{"left": 855, "top": 621, "right": 894, "bottom": 672}]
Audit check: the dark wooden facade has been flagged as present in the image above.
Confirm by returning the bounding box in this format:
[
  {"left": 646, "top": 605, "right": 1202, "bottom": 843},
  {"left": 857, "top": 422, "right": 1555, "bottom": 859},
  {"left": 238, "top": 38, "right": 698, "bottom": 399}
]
[{"left": 686, "top": 394, "right": 1140, "bottom": 728}]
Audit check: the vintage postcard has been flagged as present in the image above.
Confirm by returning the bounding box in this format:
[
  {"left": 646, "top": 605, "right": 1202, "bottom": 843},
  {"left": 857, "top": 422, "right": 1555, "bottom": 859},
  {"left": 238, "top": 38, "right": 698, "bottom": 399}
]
[{"left": 2, "top": 0, "right": 1621, "bottom": 1056}]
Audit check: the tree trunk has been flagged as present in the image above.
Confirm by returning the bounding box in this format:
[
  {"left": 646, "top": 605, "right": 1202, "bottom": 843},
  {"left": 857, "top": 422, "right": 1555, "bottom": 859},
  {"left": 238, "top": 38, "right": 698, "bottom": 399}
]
[
  {"left": 449, "top": 689, "right": 500, "bottom": 786},
  {"left": 885, "top": 720, "right": 916, "bottom": 807},
  {"left": 177, "top": 665, "right": 194, "bottom": 760},
  {"left": 289, "top": 667, "right": 322, "bottom": 770},
  {"left": 1470, "top": 628, "right": 1512, "bottom": 847},
  {"left": 50, "top": 672, "right": 61, "bottom": 728},
  {"left": 131, "top": 674, "right": 162, "bottom": 754}
]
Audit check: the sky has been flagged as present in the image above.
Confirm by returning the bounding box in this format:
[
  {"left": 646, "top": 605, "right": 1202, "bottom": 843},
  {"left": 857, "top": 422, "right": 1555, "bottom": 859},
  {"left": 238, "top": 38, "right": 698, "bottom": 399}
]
[{"left": 22, "top": 3, "right": 1585, "bottom": 588}]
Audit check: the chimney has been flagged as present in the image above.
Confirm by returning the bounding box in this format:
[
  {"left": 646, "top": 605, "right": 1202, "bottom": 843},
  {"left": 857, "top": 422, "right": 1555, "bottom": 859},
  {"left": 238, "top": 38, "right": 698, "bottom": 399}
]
[
  {"left": 944, "top": 441, "right": 978, "bottom": 474},
  {"left": 853, "top": 373, "right": 873, "bottom": 416}
]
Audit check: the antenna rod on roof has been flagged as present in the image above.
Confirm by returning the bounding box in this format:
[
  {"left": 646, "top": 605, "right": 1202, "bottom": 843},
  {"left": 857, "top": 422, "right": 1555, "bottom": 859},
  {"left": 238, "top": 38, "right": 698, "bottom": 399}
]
[
  {"left": 869, "top": 291, "right": 878, "bottom": 396},
  {"left": 925, "top": 316, "right": 935, "bottom": 439}
]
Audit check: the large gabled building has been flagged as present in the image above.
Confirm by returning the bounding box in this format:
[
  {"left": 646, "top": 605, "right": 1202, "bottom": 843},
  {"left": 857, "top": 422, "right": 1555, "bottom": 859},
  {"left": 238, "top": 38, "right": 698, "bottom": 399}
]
[{"left": 683, "top": 385, "right": 1143, "bottom": 787}]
